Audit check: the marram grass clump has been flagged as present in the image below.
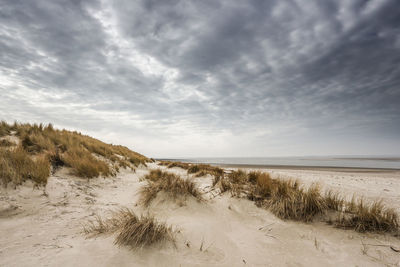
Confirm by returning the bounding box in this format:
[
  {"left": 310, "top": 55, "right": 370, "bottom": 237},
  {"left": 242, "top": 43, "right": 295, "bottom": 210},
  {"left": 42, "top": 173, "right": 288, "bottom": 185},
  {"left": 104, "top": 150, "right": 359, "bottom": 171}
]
[
  {"left": 216, "top": 169, "right": 400, "bottom": 234},
  {"left": 139, "top": 169, "right": 202, "bottom": 206},
  {"left": 84, "top": 208, "right": 175, "bottom": 249},
  {"left": 335, "top": 199, "right": 399, "bottom": 233}
]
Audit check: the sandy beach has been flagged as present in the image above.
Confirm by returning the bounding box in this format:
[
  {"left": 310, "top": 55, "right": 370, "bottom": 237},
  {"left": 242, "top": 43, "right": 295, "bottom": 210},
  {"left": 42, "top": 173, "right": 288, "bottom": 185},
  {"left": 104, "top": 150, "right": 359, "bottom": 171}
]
[{"left": 1, "top": 162, "right": 399, "bottom": 266}]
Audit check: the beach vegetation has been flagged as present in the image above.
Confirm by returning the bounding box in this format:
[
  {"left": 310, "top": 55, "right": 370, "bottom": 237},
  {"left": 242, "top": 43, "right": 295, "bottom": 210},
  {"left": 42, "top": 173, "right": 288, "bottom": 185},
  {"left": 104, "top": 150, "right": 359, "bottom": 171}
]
[
  {"left": 0, "top": 121, "right": 149, "bottom": 185},
  {"left": 139, "top": 169, "right": 202, "bottom": 206},
  {"left": 215, "top": 169, "right": 399, "bottom": 233},
  {"left": 0, "top": 147, "right": 50, "bottom": 186},
  {"left": 84, "top": 208, "right": 175, "bottom": 249}
]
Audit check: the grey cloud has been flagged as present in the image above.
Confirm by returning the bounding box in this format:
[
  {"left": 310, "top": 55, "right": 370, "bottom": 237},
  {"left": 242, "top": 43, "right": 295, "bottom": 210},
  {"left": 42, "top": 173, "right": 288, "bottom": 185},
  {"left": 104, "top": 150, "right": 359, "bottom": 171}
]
[{"left": 1, "top": 0, "right": 399, "bottom": 156}]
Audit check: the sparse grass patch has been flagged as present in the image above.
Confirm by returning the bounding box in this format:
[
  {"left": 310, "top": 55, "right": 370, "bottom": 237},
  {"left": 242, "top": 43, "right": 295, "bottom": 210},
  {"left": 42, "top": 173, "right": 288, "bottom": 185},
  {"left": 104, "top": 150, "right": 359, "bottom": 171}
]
[
  {"left": 139, "top": 170, "right": 202, "bottom": 206},
  {"left": 84, "top": 208, "right": 175, "bottom": 249}
]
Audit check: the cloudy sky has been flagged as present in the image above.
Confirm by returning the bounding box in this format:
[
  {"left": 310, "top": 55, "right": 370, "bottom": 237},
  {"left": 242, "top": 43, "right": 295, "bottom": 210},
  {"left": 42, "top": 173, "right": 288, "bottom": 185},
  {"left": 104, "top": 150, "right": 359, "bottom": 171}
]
[{"left": 1, "top": 0, "right": 400, "bottom": 158}]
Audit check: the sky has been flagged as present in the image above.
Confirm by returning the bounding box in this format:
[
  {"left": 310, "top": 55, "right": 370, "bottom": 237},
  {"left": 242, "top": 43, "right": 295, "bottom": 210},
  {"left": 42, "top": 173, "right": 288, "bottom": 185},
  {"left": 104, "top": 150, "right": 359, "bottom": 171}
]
[{"left": 1, "top": 0, "right": 400, "bottom": 158}]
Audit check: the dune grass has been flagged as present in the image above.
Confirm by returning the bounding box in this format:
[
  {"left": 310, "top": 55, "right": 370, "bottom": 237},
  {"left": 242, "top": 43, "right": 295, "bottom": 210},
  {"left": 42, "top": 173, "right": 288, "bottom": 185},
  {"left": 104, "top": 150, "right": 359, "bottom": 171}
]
[
  {"left": 84, "top": 208, "right": 175, "bottom": 249},
  {"left": 0, "top": 147, "right": 50, "bottom": 186},
  {"left": 0, "top": 121, "right": 11, "bottom": 137},
  {"left": 158, "top": 161, "right": 224, "bottom": 180},
  {"left": 61, "top": 147, "right": 112, "bottom": 178},
  {"left": 0, "top": 139, "right": 15, "bottom": 147},
  {"left": 216, "top": 169, "right": 399, "bottom": 233},
  {"left": 334, "top": 199, "right": 399, "bottom": 233},
  {"left": 0, "top": 121, "right": 149, "bottom": 185},
  {"left": 157, "top": 160, "right": 191, "bottom": 169},
  {"left": 187, "top": 164, "right": 224, "bottom": 178},
  {"left": 139, "top": 169, "right": 202, "bottom": 206}
]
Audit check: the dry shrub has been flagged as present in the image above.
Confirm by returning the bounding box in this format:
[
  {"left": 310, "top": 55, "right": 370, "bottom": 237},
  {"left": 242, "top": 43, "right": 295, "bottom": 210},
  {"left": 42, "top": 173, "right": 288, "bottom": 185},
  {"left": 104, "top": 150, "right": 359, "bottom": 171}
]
[
  {"left": 84, "top": 208, "right": 175, "bottom": 249},
  {"left": 139, "top": 170, "right": 202, "bottom": 206},
  {"left": 0, "top": 147, "right": 50, "bottom": 186},
  {"left": 335, "top": 199, "right": 399, "bottom": 233}
]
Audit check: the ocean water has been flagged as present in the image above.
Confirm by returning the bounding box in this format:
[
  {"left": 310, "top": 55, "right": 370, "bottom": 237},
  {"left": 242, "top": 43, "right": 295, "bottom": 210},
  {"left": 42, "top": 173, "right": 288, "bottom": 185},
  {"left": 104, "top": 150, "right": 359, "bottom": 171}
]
[{"left": 163, "top": 156, "right": 400, "bottom": 169}]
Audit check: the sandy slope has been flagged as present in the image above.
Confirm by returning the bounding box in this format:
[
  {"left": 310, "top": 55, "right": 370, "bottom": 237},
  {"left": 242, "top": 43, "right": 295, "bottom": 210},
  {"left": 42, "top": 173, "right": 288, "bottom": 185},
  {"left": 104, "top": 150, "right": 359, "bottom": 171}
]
[{"left": 0, "top": 163, "right": 399, "bottom": 266}]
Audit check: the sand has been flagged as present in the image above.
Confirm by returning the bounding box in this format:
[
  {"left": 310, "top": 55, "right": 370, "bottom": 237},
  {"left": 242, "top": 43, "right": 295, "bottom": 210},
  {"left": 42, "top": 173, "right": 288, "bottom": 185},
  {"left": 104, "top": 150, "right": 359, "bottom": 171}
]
[{"left": 1, "top": 163, "right": 400, "bottom": 266}]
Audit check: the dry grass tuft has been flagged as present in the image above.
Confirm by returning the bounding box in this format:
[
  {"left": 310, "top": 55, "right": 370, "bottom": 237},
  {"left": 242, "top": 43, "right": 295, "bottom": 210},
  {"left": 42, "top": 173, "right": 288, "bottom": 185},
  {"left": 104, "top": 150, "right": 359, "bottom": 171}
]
[
  {"left": 324, "top": 190, "right": 345, "bottom": 211},
  {"left": 263, "top": 181, "right": 326, "bottom": 222},
  {"left": 139, "top": 170, "right": 202, "bottom": 206},
  {"left": 188, "top": 164, "right": 224, "bottom": 179},
  {"left": 157, "top": 161, "right": 224, "bottom": 179},
  {"left": 84, "top": 208, "right": 175, "bottom": 249},
  {"left": 335, "top": 199, "right": 399, "bottom": 233}
]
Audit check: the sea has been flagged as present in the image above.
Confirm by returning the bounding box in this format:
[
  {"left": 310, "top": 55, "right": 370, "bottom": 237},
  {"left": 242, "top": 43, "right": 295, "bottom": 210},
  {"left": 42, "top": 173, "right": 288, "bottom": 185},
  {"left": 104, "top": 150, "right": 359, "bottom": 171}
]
[{"left": 159, "top": 156, "right": 400, "bottom": 170}]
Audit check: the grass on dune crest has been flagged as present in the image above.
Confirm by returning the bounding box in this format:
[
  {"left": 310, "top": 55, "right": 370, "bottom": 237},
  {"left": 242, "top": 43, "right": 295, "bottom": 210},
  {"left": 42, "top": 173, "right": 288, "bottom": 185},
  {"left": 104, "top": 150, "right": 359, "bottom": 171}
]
[
  {"left": 139, "top": 169, "right": 202, "bottom": 206},
  {"left": 84, "top": 208, "right": 175, "bottom": 249},
  {"left": 187, "top": 164, "right": 224, "bottom": 178},
  {"left": 216, "top": 169, "right": 399, "bottom": 233},
  {"left": 158, "top": 160, "right": 190, "bottom": 169},
  {"left": 0, "top": 121, "right": 149, "bottom": 185},
  {"left": 158, "top": 160, "right": 224, "bottom": 179}
]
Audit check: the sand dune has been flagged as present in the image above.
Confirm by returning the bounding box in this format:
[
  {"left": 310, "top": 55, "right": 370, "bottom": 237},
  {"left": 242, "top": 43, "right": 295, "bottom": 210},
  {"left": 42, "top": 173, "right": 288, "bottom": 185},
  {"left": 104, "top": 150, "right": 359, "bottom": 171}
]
[{"left": 0, "top": 163, "right": 399, "bottom": 266}]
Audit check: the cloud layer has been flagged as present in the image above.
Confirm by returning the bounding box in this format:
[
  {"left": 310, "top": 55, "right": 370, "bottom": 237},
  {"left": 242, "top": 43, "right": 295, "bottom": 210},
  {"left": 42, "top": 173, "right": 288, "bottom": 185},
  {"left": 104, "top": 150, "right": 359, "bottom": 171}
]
[{"left": 1, "top": 0, "right": 399, "bottom": 157}]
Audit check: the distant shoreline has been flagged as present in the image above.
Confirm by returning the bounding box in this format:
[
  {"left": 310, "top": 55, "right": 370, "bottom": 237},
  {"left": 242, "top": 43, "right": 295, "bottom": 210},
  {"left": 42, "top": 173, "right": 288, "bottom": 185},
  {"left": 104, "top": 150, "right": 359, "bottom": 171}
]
[
  {"left": 209, "top": 163, "right": 400, "bottom": 173},
  {"left": 156, "top": 158, "right": 400, "bottom": 172}
]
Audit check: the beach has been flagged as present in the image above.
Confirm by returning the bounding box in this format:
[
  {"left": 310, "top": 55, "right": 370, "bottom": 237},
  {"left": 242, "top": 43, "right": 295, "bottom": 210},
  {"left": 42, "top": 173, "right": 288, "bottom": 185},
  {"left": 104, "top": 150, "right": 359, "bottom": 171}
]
[{"left": 1, "top": 162, "right": 400, "bottom": 266}]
